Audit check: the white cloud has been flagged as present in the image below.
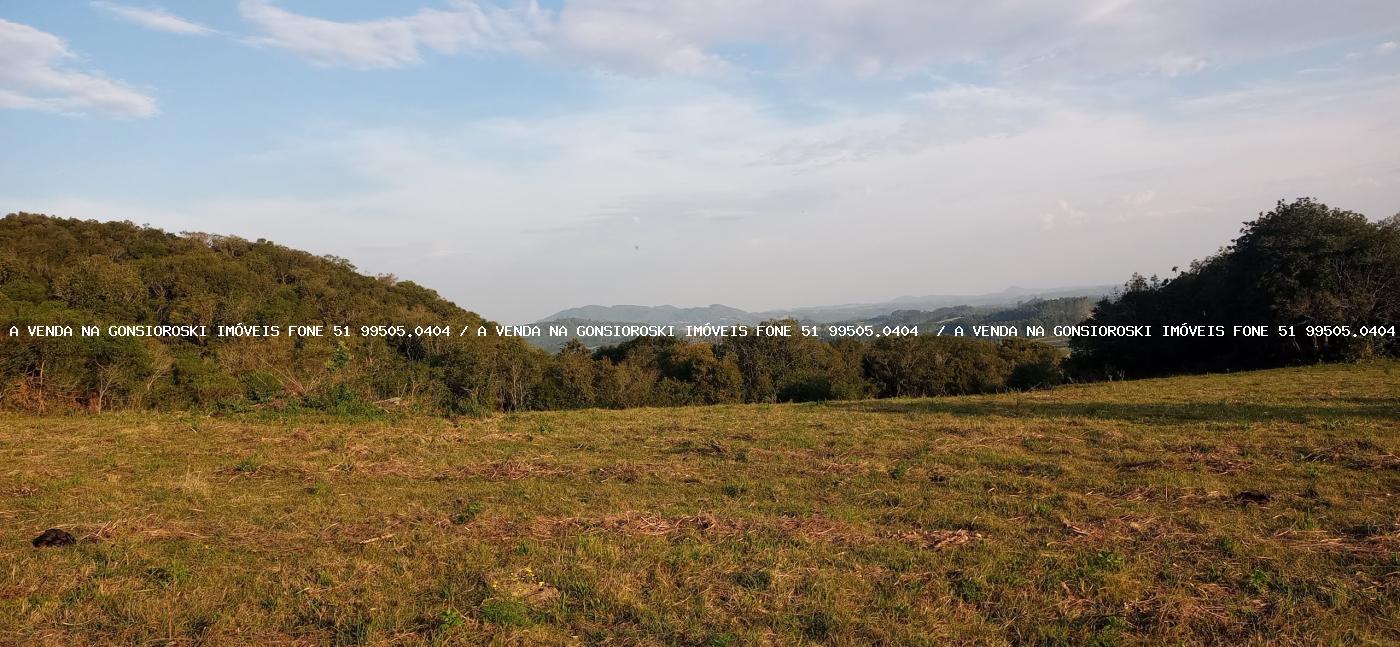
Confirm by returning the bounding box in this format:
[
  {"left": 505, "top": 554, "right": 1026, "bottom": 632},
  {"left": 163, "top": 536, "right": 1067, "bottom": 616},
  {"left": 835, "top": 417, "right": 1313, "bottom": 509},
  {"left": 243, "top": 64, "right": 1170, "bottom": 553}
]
[
  {"left": 233, "top": 1, "right": 1400, "bottom": 79},
  {"left": 1125, "top": 190, "right": 1157, "bottom": 207},
  {"left": 1153, "top": 55, "right": 1208, "bottom": 77},
  {"left": 91, "top": 2, "right": 215, "bottom": 36},
  {"left": 544, "top": 6, "right": 728, "bottom": 75},
  {"left": 1043, "top": 199, "right": 1091, "bottom": 230},
  {"left": 236, "top": 0, "right": 723, "bottom": 75},
  {"left": 537, "top": 0, "right": 1400, "bottom": 79},
  {"left": 1345, "top": 39, "right": 1398, "bottom": 60},
  {"left": 0, "top": 19, "right": 157, "bottom": 117},
  {"left": 237, "top": 0, "right": 545, "bottom": 69},
  {"left": 915, "top": 84, "right": 1032, "bottom": 108}
]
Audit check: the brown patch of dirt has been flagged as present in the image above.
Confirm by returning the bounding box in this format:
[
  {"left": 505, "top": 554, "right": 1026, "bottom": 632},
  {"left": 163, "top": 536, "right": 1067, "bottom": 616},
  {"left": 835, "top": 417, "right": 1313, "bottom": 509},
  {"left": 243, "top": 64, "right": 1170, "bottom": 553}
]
[
  {"left": 1233, "top": 490, "right": 1271, "bottom": 505},
  {"left": 591, "top": 463, "right": 643, "bottom": 483},
  {"left": 885, "top": 528, "right": 984, "bottom": 549},
  {"left": 31, "top": 528, "right": 75, "bottom": 548},
  {"left": 1301, "top": 440, "right": 1400, "bottom": 470},
  {"left": 526, "top": 511, "right": 983, "bottom": 550},
  {"left": 214, "top": 462, "right": 314, "bottom": 480},
  {"left": 1272, "top": 528, "right": 1400, "bottom": 556},
  {"left": 488, "top": 568, "right": 561, "bottom": 607},
  {"left": 1158, "top": 442, "right": 1255, "bottom": 474},
  {"left": 433, "top": 460, "right": 571, "bottom": 481},
  {"left": 1117, "top": 458, "right": 1167, "bottom": 472},
  {"left": 1057, "top": 515, "right": 1181, "bottom": 544}
]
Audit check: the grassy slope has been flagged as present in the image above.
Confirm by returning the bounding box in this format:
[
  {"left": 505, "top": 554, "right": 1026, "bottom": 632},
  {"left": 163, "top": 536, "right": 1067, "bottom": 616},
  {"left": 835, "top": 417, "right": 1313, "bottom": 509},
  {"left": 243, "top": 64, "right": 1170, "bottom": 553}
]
[{"left": 1, "top": 362, "right": 1398, "bottom": 645}]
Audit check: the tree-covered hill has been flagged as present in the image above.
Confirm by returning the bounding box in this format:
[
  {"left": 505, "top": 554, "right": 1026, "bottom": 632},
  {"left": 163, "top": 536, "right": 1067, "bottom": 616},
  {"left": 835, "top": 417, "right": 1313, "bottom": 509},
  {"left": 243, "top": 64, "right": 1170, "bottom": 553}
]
[
  {"left": 0, "top": 213, "right": 475, "bottom": 327},
  {"left": 1068, "top": 199, "right": 1400, "bottom": 378},
  {"left": 0, "top": 213, "right": 538, "bottom": 413}
]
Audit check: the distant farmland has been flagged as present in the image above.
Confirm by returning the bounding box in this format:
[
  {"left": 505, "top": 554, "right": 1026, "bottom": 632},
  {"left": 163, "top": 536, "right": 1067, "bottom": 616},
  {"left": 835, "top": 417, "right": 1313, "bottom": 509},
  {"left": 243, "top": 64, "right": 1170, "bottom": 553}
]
[{"left": 2, "top": 362, "right": 1398, "bottom": 644}]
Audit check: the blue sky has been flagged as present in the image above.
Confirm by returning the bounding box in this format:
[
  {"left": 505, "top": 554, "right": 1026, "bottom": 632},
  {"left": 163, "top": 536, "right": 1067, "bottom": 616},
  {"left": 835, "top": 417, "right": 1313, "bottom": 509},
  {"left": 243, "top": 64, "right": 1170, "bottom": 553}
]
[{"left": 2, "top": 1, "right": 1398, "bottom": 322}]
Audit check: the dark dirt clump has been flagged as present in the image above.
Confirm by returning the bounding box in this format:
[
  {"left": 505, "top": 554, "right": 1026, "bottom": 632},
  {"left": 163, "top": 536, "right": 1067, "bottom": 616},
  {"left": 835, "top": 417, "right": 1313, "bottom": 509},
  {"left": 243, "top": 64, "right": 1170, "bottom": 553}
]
[
  {"left": 1233, "top": 491, "right": 1272, "bottom": 505},
  {"left": 32, "top": 528, "right": 76, "bottom": 548}
]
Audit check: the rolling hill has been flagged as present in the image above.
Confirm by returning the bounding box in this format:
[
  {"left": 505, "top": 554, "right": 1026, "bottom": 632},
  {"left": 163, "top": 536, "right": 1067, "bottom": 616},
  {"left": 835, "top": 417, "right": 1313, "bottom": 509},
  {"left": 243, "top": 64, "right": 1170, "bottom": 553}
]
[{"left": 0, "top": 213, "right": 536, "bottom": 413}]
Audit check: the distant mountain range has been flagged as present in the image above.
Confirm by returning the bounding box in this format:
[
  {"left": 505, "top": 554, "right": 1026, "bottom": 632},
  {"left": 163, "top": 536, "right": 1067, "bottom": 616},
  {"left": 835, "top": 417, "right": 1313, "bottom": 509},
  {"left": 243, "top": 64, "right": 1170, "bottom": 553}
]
[
  {"left": 751, "top": 285, "right": 1116, "bottom": 323},
  {"left": 529, "top": 286, "right": 1115, "bottom": 351},
  {"left": 539, "top": 285, "right": 1116, "bottom": 326},
  {"left": 850, "top": 297, "right": 1097, "bottom": 345},
  {"left": 543, "top": 304, "right": 751, "bottom": 326}
]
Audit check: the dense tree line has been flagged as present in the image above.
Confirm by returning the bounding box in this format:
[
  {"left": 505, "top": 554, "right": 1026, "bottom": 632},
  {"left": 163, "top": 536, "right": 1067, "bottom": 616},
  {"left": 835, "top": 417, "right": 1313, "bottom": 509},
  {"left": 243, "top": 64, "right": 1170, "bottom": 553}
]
[
  {"left": 529, "top": 330, "right": 1063, "bottom": 410},
  {"left": 0, "top": 213, "right": 540, "bottom": 414},
  {"left": 0, "top": 214, "right": 1065, "bottom": 414},
  {"left": 1068, "top": 198, "right": 1400, "bottom": 378}
]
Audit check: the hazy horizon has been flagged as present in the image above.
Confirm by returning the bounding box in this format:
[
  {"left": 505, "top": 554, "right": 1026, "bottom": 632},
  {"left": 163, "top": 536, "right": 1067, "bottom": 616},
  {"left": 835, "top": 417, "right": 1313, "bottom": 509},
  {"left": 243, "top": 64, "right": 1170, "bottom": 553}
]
[{"left": 3, "top": 1, "right": 1398, "bottom": 322}]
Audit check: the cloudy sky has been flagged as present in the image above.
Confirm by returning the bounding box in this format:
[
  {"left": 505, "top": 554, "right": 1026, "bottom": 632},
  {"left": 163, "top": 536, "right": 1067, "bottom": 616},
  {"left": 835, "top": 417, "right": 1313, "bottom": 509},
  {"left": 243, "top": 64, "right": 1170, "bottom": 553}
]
[{"left": 2, "top": 1, "right": 1398, "bottom": 322}]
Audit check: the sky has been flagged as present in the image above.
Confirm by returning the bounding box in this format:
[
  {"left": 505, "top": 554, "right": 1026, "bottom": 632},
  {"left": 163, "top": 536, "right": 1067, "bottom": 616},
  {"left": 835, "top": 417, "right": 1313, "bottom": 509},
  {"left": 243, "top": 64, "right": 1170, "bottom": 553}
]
[{"left": 1, "top": 1, "right": 1398, "bottom": 323}]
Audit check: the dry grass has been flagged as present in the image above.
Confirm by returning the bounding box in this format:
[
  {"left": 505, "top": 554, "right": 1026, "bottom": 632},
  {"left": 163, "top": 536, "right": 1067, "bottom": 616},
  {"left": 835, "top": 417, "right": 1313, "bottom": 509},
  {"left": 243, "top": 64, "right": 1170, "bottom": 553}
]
[{"left": 1, "top": 361, "right": 1398, "bottom": 645}]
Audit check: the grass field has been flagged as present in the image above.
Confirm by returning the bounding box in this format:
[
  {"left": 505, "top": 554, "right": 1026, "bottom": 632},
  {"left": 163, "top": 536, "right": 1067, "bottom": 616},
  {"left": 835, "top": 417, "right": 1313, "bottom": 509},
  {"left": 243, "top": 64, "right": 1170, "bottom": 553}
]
[{"left": 2, "top": 362, "right": 1398, "bottom": 645}]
